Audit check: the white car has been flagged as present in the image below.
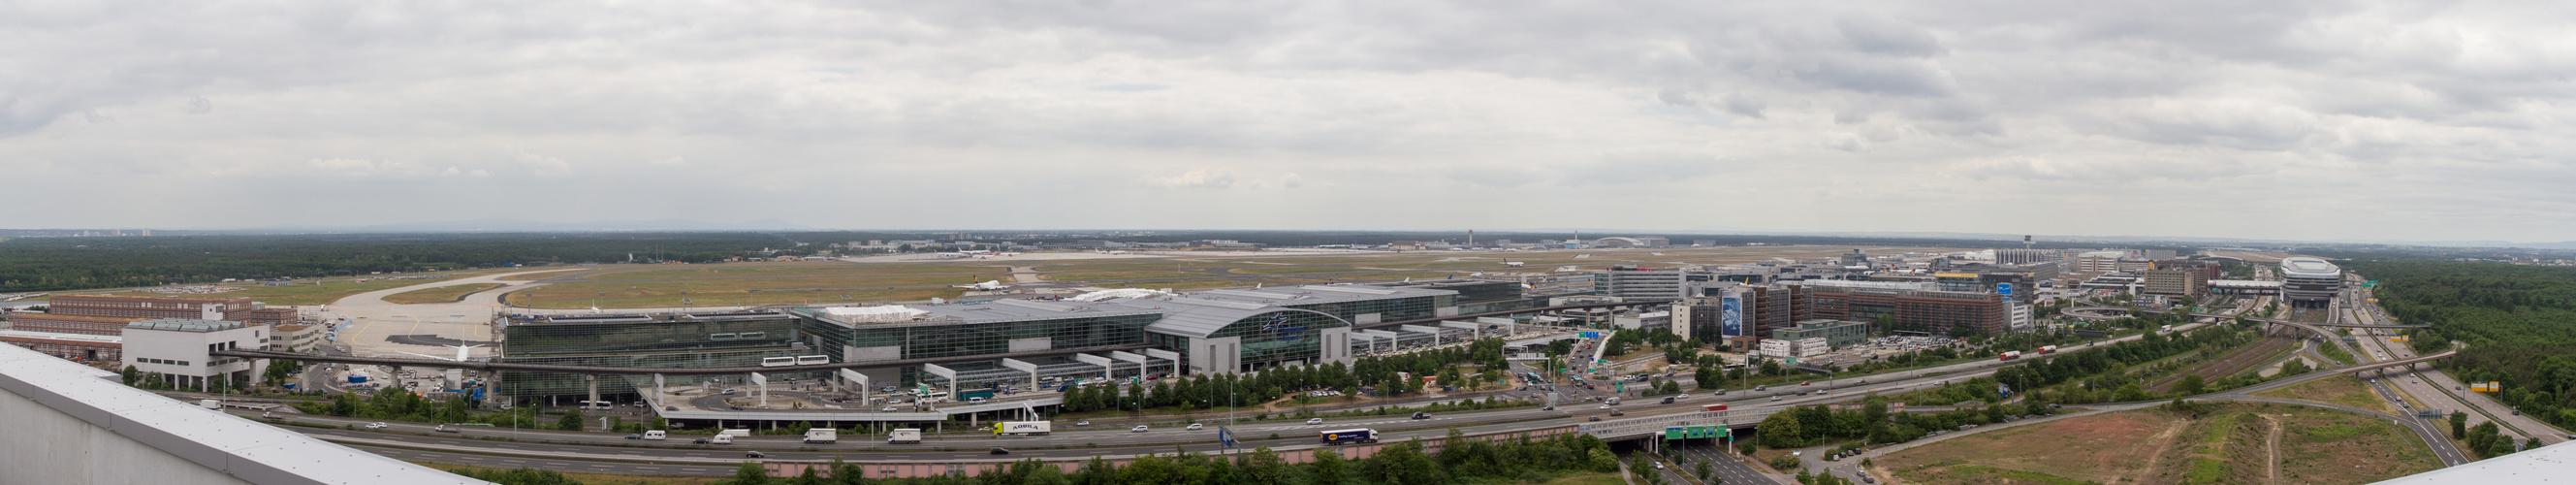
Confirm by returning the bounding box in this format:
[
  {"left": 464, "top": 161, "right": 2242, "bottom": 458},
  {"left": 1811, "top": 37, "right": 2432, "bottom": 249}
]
[
  {"left": 1305, "top": 418, "right": 1323, "bottom": 425},
  {"left": 1186, "top": 423, "right": 1205, "bottom": 431},
  {"left": 364, "top": 422, "right": 389, "bottom": 430},
  {"left": 1130, "top": 425, "right": 1150, "bottom": 433},
  {"left": 1675, "top": 394, "right": 1690, "bottom": 400}
]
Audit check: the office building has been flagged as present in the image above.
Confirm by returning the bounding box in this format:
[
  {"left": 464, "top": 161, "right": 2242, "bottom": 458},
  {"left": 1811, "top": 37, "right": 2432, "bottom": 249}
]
[
  {"left": 2279, "top": 257, "right": 2343, "bottom": 308},
  {"left": 122, "top": 318, "right": 269, "bottom": 392},
  {"left": 1801, "top": 283, "right": 2010, "bottom": 336},
  {"left": 1758, "top": 337, "right": 1829, "bottom": 359},
  {"left": 1994, "top": 248, "right": 2063, "bottom": 265},
  {"left": 2141, "top": 265, "right": 2210, "bottom": 298},
  {"left": 1374, "top": 279, "right": 1532, "bottom": 314},
  {"left": 1770, "top": 319, "right": 1871, "bottom": 349},
  {"left": 1593, "top": 266, "right": 1686, "bottom": 299}
]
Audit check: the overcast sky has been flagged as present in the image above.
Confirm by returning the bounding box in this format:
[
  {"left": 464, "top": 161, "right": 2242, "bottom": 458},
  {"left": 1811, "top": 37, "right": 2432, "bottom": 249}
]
[{"left": 7, "top": 1, "right": 2575, "bottom": 242}]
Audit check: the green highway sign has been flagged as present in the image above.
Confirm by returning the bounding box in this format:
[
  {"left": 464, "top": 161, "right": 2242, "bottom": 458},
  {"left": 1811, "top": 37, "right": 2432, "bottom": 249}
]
[{"left": 1664, "top": 426, "right": 1728, "bottom": 439}]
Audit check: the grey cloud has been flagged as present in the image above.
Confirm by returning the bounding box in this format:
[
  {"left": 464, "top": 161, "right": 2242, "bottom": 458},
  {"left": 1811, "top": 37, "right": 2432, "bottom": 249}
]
[{"left": 4, "top": 1, "right": 2576, "bottom": 241}]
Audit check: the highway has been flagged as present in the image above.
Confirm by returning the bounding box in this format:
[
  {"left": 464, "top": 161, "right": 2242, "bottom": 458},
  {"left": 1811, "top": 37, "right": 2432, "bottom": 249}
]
[
  {"left": 236, "top": 317, "right": 2229, "bottom": 484},
  {"left": 2341, "top": 274, "right": 2570, "bottom": 446}
]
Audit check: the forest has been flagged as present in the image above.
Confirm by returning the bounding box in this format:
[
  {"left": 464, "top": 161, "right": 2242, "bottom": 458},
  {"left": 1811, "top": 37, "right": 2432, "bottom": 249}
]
[{"left": 2346, "top": 261, "right": 2576, "bottom": 433}]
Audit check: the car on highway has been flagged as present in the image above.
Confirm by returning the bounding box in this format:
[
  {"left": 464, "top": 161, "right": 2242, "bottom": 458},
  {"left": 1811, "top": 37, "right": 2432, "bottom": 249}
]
[
  {"left": 1801, "top": 381, "right": 1812, "bottom": 386},
  {"left": 987, "top": 447, "right": 1014, "bottom": 455},
  {"left": 1771, "top": 396, "right": 1783, "bottom": 402},
  {"left": 746, "top": 451, "right": 767, "bottom": 459},
  {"left": 881, "top": 406, "right": 901, "bottom": 412},
  {"left": 364, "top": 422, "right": 389, "bottom": 430},
  {"left": 1609, "top": 409, "right": 1624, "bottom": 416},
  {"left": 434, "top": 425, "right": 458, "bottom": 433},
  {"left": 1542, "top": 405, "right": 1555, "bottom": 410},
  {"left": 692, "top": 437, "right": 712, "bottom": 444},
  {"left": 1587, "top": 416, "right": 1602, "bottom": 422},
  {"left": 624, "top": 434, "right": 641, "bottom": 439},
  {"left": 1131, "top": 425, "right": 1150, "bottom": 433},
  {"left": 1412, "top": 412, "right": 1431, "bottom": 420},
  {"left": 1652, "top": 462, "right": 1664, "bottom": 469},
  {"left": 1076, "top": 420, "right": 1091, "bottom": 427},
  {"left": 1186, "top": 423, "right": 1205, "bottom": 431},
  {"left": 1306, "top": 418, "right": 1324, "bottom": 425}
]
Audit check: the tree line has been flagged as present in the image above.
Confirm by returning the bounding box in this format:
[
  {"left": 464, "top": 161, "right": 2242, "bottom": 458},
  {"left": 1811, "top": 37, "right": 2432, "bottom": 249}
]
[
  {"left": 2348, "top": 260, "right": 2576, "bottom": 440},
  {"left": 462, "top": 429, "right": 1630, "bottom": 485}
]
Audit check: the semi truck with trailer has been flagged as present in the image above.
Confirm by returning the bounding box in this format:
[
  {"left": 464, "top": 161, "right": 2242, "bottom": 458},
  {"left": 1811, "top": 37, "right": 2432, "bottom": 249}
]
[
  {"left": 1319, "top": 429, "right": 1380, "bottom": 445},
  {"left": 993, "top": 421, "right": 1054, "bottom": 436},
  {"left": 1999, "top": 351, "right": 2023, "bottom": 361}
]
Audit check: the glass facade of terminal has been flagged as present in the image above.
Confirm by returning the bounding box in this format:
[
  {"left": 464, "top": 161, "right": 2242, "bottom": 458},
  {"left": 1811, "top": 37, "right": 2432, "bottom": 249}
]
[
  {"left": 494, "top": 316, "right": 807, "bottom": 403},
  {"left": 1149, "top": 309, "right": 1351, "bottom": 372},
  {"left": 503, "top": 317, "right": 799, "bottom": 356},
  {"left": 1284, "top": 294, "right": 1448, "bottom": 323},
  {"left": 846, "top": 313, "right": 1161, "bottom": 361}
]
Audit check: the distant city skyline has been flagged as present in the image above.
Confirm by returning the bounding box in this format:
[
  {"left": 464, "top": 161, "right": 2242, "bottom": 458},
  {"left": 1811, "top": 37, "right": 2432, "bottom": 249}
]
[{"left": 7, "top": 2, "right": 2576, "bottom": 242}]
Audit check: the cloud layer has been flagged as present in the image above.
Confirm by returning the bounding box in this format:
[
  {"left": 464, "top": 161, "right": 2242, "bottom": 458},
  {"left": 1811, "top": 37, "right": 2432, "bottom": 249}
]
[{"left": 5, "top": 0, "right": 2575, "bottom": 242}]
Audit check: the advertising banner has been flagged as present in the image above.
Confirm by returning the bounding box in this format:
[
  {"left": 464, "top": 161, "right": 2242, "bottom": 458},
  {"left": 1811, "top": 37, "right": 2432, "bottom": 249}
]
[{"left": 1721, "top": 294, "right": 1744, "bottom": 338}]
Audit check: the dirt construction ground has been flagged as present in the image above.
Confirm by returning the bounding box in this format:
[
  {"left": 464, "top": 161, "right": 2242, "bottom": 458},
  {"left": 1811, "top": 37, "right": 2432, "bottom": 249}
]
[
  {"left": 1872, "top": 404, "right": 2436, "bottom": 485},
  {"left": 2149, "top": 332, "right": 2297, "bottom": 393}
]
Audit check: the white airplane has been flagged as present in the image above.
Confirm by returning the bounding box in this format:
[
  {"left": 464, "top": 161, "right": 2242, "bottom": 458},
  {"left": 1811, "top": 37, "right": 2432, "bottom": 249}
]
[
  {"left": 953, "top": 280, "right": 1009, "bottom": 290},
  {"left": 396, "top": 344, "right": 482, "bottom": 362}
]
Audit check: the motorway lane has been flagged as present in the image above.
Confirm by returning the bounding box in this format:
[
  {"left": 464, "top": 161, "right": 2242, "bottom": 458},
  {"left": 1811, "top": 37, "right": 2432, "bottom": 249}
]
[
  {"left": 351, "top": 444, "right": 739, "bottom": 477},
  {"left": 1667, "top": 439, "right": 1778, "bottom": 485}
]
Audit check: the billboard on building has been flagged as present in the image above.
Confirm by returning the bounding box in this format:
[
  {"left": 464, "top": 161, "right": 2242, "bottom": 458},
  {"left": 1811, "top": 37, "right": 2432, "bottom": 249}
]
[{"left": 1720, "top": 294, "right": 1744, "bottom": 338}]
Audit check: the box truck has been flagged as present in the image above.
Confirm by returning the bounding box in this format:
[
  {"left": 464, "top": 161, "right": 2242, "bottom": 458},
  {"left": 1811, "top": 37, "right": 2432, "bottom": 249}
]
[
  {"left": 804, "top": 429, "right": 838, "bottom": 444},
  {"left": 888, "top": 428, "right": 923, "bottom": 444}
]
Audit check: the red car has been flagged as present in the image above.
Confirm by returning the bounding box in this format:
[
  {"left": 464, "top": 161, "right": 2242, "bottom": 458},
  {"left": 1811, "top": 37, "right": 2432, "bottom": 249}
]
[{"left": 1800, "top": 381, "right": 1812, "bottom": 386}]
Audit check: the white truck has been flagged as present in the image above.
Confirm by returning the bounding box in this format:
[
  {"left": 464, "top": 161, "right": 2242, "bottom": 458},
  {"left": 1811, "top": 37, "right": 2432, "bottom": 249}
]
[
  {"left": 642, "top": 430, "right": 667, "bottom": 440},
  {"left": 199, "top": 399, "right": 220, "bottom": 410},
  {"left": 888, "top": 428, "right": 923, "bottom": 444},
  {"left": 709, "top": 434, "right": 734, "bottom": 444},
  {"left": 803, "top": 428, "right": 838, "bottom": 444},
  {"left": 994, "top": 421, "right": 1053, "bottom": 436}
]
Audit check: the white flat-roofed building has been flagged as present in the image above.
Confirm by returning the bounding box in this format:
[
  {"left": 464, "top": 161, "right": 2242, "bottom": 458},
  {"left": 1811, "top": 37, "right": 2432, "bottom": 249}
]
[
  {"left": 2279, "top": 257, "right": 2343, "bottom": 308},
  {"left": 123, "top": 318, "right": 268, "bottom": 392}
]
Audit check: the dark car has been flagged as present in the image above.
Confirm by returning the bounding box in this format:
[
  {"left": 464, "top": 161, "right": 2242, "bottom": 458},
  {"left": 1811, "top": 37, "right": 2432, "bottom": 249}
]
[
  {"left": 1411, "top": 412, "right": 1430, "bottom": 420},
  {"left": 1587, "top": 416, "right": 1603, "bottom": 422},
  {"left": 666, "top": 406, "right": 679, "bottom": 411},
  {"left": 729, "top": 404, "right": 744, "bottom": 410},
  {"left": 1542, "top": 405, "right": 1556, "bottom": 411},
  {"left": 746, "top": 451, "right": 767, "bottom": 459},
  {"left": 1610, "top": 409, "right": 1625, "bottom": 416},
  {"left": 623, "top": 434, "right": 641, "bottom": 439},
  {"left": 692, "top": 437, "right": 711, "bottom": 444},
  {"left": 990, "top": 447, "right": 1012, "bottom": 455}
]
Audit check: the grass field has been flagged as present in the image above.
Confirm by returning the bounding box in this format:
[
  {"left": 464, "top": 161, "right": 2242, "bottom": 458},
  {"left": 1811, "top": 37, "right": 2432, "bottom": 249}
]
[
  {"left": 382, "top": 283, "right": 506, "bottom": 305},
  {"left": 1032, "top": 261, "right": 1232, "bottom": 273},
  {"left": 581, "top": 264, "right": 1008, "bottom": 280},
  {"left": 2255, "top": 374, "right": 2400, "bottom": 416},
  {"left": 506, "top": 275, "right": 977, "bottom": 308},
  {"left": 494, "top": 269, "right": 597, "bottom": 281},
  {"left": 1227, "top": 266, "right": 1367, "bottom": 275},
  {"left": 81, "top": 277, "right": 475, "bottom": 307},
  {"left": 1875, "top": 404, "right": 2436, "bottom": 485},
  {"left": 1042, "top": 271, "right": 1233, "bottom": 282}
]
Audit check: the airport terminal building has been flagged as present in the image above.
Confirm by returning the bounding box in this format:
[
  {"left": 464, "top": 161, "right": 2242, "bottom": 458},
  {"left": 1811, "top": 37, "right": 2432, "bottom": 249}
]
[
  {"left": 2279, "top": 257, "right": 2344, "bottom": 308},
  {"left": 492, "top": 283, "right": 1468, "bottom": 404}
]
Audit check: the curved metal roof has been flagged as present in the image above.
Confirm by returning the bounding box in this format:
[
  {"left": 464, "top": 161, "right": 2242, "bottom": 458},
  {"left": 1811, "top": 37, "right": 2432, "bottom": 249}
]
[
  {"left": 1136, "top": 303, "right": 1348, "bottom": 339},
  {"left": 2279, "top": 257, "right": 2342, "bottom": 277}
]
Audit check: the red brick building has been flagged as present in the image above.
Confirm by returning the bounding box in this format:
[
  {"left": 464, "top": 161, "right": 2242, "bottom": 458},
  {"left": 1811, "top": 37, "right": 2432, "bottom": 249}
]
[
  {"left": 0, "top": 330, "right": 120, "bottom": 362},
  {"left": 49, "top": 295, "right": 256, "bottom": 320},
  {"left": 7, "top": 314, "right": 143, "bottom": 336}
]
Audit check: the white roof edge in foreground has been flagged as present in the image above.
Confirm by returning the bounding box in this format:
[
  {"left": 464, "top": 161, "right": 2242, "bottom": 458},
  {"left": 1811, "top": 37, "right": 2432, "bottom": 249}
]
[{"left": 0, "top": 344, "right": 487, "bottom": 485}]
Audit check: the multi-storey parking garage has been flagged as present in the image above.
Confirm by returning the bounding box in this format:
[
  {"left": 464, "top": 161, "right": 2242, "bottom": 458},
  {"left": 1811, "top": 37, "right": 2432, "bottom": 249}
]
[{"left": 2279, "top": 257, "right": 2343, "bottom": 308}]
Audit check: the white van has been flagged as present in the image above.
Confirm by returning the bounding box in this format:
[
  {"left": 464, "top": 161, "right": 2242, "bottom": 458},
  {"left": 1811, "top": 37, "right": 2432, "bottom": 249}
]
[
  {"left": 643, "top": 431, "right": 667, "bottom": 440},
  {"left": 710, "top": 435, "right": 734, "bottom": 444}
]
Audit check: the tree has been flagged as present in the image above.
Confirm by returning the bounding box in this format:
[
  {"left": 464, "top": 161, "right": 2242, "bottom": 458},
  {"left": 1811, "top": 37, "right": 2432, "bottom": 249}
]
[
  {"left": 1760, "top": 409, "right": 1805, "bottom": 448},
  {"left": 722, "top": 461, "right": 772, "bottom": 485},
  {"left": 557, "top": 410, "right": 585, "bottom": 431},
  {"left": 2451, "top": 411, "right": 2468, "bottom": 439},
  {"left": 121, "top": 366, "right": 140, "bottom": 386},
  {"left": 2176, "top": 374, "right": 2207, "bottom": 396},
  {"left": 1311, "top": 448, "right": 1349, "bottom": 485},
  {"left": 1238, "top": 446, "right": 1288, "bottom": 485}
]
